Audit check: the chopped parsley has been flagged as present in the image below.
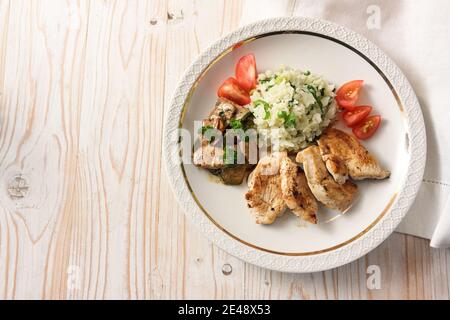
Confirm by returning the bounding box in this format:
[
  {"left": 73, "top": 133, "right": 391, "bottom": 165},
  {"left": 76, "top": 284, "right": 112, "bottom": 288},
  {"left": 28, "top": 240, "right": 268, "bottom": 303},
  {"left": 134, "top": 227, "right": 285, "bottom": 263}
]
[
  {"left": 277, "top": 111, "right": 288, "bottom": 119},
  {"left": 274, "top": 76, "right": 284, "bottom": 84},
  {"left": 306, "top": 84, "right": 323, "bottom": 111},
  {"left": 223, "top": 145, "right": 237, "bottom": 165},
  {"left": 277, "top": 111, "right": 297, "bottom": 128},
  {"left": 306, "top": 84, "right": 317, "bottom": 94},
  {"left": 285, "top": 113, "right": 297, "bottom": 127},
  {"left": 200, "top": 125, "right": 213, "bottom": 135},
  {"left": 254, "top": 100, "right": 271, "bottom": 120},
  {"left": 229, "top": 119, "right": 243, "bottom": 130}
]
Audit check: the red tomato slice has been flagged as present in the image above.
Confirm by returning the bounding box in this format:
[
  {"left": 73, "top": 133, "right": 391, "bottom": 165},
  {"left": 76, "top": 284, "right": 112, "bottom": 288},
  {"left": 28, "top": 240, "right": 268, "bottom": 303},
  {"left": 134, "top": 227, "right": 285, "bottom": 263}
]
[
  {"left": 352, "top": 115, "right": 381, "bottom": 140},
  {"left": 342, "top": 105, "right": 372, "bottom": 127},
  {"left": 336, "top": 80, "right": 364, "bottom": 110},
  {"left": 217, "top": 77, "right": 251, "bottom": 105},
  {"left": 235, "top": 54, "right": 257, "bottom": 92}
]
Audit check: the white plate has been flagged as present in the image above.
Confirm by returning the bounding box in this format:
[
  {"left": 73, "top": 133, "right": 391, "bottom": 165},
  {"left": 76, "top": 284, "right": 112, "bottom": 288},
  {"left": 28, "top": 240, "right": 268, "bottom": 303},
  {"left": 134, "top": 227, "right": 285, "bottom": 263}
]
[{"left": 163, "top": 17, "right": 426, "bottom": 272}]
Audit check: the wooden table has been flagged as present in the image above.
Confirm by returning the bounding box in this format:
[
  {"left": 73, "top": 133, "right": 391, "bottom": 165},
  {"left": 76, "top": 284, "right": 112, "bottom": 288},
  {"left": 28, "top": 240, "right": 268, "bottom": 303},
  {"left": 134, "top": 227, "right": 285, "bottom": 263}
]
[{"left": 0, "top": 0, "right": 449, "bottom": 300}]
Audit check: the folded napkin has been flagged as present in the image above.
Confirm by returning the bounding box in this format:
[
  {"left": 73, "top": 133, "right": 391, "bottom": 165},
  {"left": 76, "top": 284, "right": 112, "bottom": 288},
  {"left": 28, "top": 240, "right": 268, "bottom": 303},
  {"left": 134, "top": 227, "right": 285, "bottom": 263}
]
[{"left": 240, "top": 0, "right": 450, "bottom": 247}]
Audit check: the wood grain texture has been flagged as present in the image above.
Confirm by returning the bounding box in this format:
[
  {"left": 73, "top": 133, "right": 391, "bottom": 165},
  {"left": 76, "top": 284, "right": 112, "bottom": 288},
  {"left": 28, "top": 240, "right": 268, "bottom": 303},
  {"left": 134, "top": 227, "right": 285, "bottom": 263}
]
[{"left": 0, "top": 0, "right": 449, "bottom": 300}]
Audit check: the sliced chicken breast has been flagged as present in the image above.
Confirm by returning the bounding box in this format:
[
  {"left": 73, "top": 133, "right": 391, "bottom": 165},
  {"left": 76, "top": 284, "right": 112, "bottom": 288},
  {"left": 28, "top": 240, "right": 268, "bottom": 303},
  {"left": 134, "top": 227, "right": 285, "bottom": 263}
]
[
  {"left": 317, "top": 128, "right": 390, "bottom": 183},
  {"left": 280, "top": 157, "right": 318, "bottom": 224},
  {"left": 245, "top": 152, "right": 287, "bottom": 224},
  {"left": 296, "top": 146, "right": 357, "bottom": 212}
]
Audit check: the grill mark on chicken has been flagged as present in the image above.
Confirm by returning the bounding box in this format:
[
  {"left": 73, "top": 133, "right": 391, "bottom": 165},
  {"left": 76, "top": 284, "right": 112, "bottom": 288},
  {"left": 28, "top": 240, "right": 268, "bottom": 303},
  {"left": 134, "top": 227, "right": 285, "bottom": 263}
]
[
  {"left": 297, "top": 146, "right": 357, "bottom": 212},
  {"left": 317, "top": 128, "right": 390, "bottom": 183},
  {"left": 245, "top": 152, "right": 287, "bottom": 224},
  {"left": 280, "top": 157, "right": 318, "bottom": 224}
]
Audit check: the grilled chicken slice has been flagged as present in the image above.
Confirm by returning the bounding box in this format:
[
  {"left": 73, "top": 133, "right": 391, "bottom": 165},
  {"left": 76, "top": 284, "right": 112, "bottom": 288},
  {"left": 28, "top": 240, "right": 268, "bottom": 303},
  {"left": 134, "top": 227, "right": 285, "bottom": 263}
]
[
  {"left": 245, "top": 152, "right": 287, "bottom": 224},
  {"left": 280, "top": 157, "right": 318, "bottom": 224},
  {"left": 296, "top": 146, "right": 357, "bottom": 212},
  {"left": 317, "top": 128, "right": 390, "bottom": 183},
  {"left": 193, "top": 140, "right": 224, "bottom": 169}
]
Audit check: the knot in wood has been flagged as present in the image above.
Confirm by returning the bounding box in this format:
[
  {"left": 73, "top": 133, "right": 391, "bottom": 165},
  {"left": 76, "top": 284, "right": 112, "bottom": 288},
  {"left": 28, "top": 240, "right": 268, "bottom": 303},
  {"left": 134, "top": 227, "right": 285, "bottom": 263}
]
[{"left": 7, "top": 175, "right": 29, "bottom": 199}]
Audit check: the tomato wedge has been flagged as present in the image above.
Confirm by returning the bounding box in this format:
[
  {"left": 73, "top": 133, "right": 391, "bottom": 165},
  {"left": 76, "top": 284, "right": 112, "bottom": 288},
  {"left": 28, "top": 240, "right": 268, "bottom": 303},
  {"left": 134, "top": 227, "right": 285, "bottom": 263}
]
[
  {"left": 217, "top": 77, "right": 251, "bottom": 105},
  {"left": 235, "top": 53, "right": 257, "bottom": 92},
  {"left": 342, "top": 105, "right": 372, "bottom": 127},
  {"left": 352, "top": 115, "right": 381, "bottom": 140},
  {"left": 336, "top": 80, "right": 364, "bottom": 110}
]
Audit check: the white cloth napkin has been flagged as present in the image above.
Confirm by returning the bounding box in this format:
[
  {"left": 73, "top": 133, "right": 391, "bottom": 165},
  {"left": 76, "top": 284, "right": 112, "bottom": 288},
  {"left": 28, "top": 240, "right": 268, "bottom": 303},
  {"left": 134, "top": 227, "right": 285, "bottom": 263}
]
[{"left": 240, "top": 0, "right": 450, "bottom": 247}]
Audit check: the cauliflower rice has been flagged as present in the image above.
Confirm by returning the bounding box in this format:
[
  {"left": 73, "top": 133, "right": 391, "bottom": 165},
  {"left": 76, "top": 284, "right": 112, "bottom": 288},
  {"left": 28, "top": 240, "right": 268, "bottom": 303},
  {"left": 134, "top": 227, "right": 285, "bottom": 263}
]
[{"left": 249, "top": 66, "right": 337, "bottom": 152}]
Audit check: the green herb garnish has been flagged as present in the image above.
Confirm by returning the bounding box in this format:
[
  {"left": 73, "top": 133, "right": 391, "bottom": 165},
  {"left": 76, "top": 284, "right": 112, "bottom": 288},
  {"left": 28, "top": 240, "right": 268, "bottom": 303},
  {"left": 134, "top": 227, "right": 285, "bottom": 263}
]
[
  {"left": 304, "top": 70, "right": 311, "bottom": 76},
  {"left": 274, "top": 76, "right": 284, "bottom": 84},
  {"left": 306, "top": 84, "right": 316, "bottom": 94},
  {"left": 277, "top": 111, "right": 297, "bottom": 128},
  {"left": 200, "top": 125, "right": 213, "bottom": 135},
  {"left": 223, "top": 145, "right": 237, "bottom": 165},
  {"left": 254, "top": 100, "right": 271, "bottom": 120},
  {"left": 230, "top": 119, "right": 243, "bottom": 130},
  {"left": 285, "top": 113, "right": 297, "bottom": 127},
  {"left": 277, "top": 111, "right": 288, "bottom": 119},
  {"left": 306, "top": 85, "right": 323, "bottom": 111}
]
